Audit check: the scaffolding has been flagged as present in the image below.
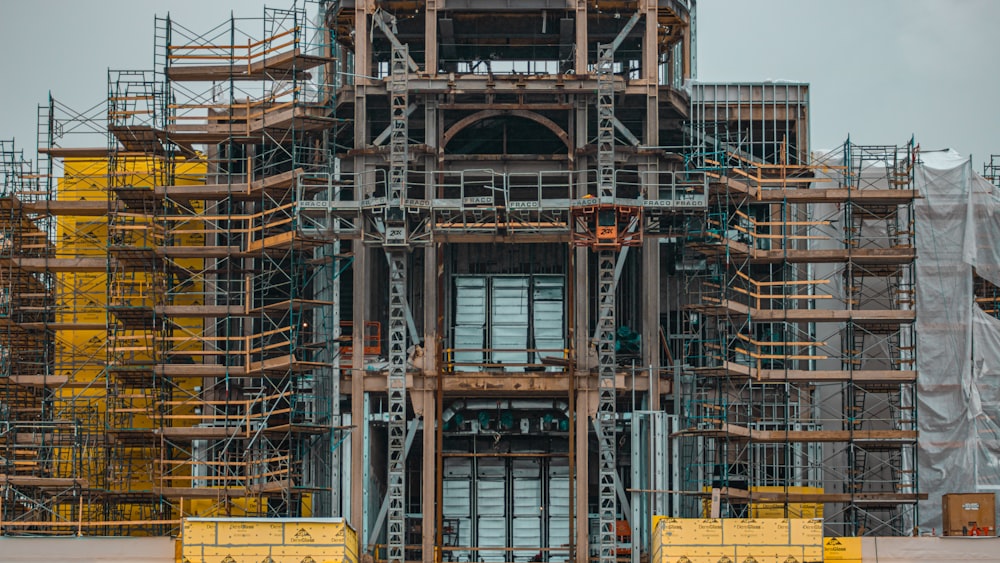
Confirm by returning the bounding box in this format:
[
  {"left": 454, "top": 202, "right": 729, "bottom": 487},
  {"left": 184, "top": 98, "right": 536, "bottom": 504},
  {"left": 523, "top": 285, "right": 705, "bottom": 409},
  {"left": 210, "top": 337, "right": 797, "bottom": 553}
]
[
  {"left": 0, "top": 0, "right": 944, "bottom": 557},
  {"left": 0, "top": 129, "right": 99, "bottom": 534},
  {"left": 984, "top": 155, "right": 1000, "bottom": 188},
  {"left": 0, "top": 138, "right": 57, "bottom": 530},
  {"left": 140, "top": 3, "right": 338, "bottom": 520},
  {"left": 678, "top": 132, "right": 921, "bottom": 536},
  {"left": 1, "top": 2, "right": 342, "bottom": 534}
]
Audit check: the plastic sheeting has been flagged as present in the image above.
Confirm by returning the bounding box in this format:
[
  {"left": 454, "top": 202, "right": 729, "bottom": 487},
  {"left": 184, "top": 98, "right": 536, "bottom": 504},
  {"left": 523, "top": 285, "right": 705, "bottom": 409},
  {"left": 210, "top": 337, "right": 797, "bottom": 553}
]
[{"left": 915, "top": 150, "right": 1000, "bottom": 531}]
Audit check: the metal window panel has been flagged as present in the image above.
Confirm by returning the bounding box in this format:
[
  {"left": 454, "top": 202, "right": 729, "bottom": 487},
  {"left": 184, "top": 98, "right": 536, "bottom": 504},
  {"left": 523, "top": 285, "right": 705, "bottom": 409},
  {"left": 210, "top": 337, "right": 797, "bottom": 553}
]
[
  {"left": 444, "top": 457, "right": 473, "bottom": 478},
  {"left": 443, "top": 480, "right": 472, "bottom": 518},
  {"left": 532, "top": 276, "right": 565, "bottom": 364},
  {"left": 454, "top": 328, "right": 486, "bottom": 347},
  {"left": 513, "top": 478, "right": 542, "bottom": 517},
  {"left": 476, "top": 480, "right": 506, "bottom": 516},
  {"left": 512, "top": 458, "right": 540, "bottom": 478},
  {"left": 547, "top": 477, "right": 571, "bottom": 515},
  {"left": 443, "top": 517, "right": 473, "bottom": 562},
  {"left": 477, "top": 517, "right": 508, "bottom": 563},
  {"left": 512, "top": 517, "right": 543, "bottom": 562},
  {"left": 548, "top": 457, "right": 569, "bottom": 477},
  {"left": 493, "top": 326, "right": 528, "bottom": 342},
  {"left": 454, "top": 276, "right": 487, "bottom": 371},
  {"left": 547, "top": 517, "right": 572, "bottom": 560},
  {"left": 477, "top": 457, "right": 505, "bottom": 478},
  {"left": 491, "top": 277, "right": 529, "bottom": 370}
]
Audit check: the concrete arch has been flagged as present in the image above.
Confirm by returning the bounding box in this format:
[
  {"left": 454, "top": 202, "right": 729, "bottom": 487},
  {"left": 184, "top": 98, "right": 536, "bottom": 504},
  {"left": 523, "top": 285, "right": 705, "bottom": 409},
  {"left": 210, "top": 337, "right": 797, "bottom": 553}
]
[{"left": 442, "top": 109, "right": 570, "bottom": 151}]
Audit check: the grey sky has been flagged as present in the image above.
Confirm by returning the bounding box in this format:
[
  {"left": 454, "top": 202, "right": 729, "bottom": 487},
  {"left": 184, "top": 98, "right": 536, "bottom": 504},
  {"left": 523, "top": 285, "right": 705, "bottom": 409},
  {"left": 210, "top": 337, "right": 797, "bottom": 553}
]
[
  {"left": 1, "top": 1, "right": 997, "bottom": 167},
  {"left": 698, "top": 0, "right": 1000, "bottom": 163}
]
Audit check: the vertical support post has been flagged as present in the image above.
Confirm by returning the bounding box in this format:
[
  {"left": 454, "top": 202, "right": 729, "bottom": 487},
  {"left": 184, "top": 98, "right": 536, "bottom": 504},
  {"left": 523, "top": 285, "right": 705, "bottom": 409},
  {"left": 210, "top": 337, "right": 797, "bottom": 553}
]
[
  {"left": 386, "top": 252, "right": 408, "bottom": 563},
  {"left": 424, "top": 83, "right": 442, "bottom": 563},
  {"left": 641, "top": 0, "right": 661, "bottom": 411},
  {"left": 594, "top": 42, "right": 618, "bottom": 563},
  {"left": 596, "top": 249, "right": 618, "bottom": 563},
  {"left": 350, "top": 173, "right": 369, "bottom": 532},
  {"left": 596, "top": 45, "right": 615, "bottom": 202},
  {"left": 354, "top": 1, "right": 370, "bottom": 81},
  {"left": 424, "top": 0, "right": 438, "bottom": 74},
  {"left": 631, "top": 413, "right": 642, "bottom": 563},
  {"left": 572, "top": 94, "right": 591, "bottom": 563},
  {"left": 574, "top": 389, "right": 590, "bottom": 563},
  {"left": 362, "top": 394, "right": 372, "bottom": 542},
  {"left": 574, "top": 0, "right": 588, "bottom": 74},
  {"left": 422, "top": 389, "right": 437, "bottom": 562},
  {"left": 385, "top": 43, "right": 410, "bottom": 563},
  {"left": 388, "top": 46, "right": 409, "bottom": 211},
  {"left": 641, "top": 215, "right": 659, "bottom": 408}
]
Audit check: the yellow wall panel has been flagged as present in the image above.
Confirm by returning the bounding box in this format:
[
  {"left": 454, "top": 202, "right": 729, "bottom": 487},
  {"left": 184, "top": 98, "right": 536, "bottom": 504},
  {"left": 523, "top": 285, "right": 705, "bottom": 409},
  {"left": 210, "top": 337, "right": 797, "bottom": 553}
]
[
  {"left": 789, "top": 519, "right": 823, "bottom": 546},
  {"left": 186, "top": 498, "right": 267, "bottom": 518},
  {"left": 181, "top": 518, "right": 358, "bottom": 563},
  {"left": 803, "top": 545, "right": 824, "bottom": 562},
  {"left": 750, "top": 486, "right": 824, "bottom": 519},
  {"left": 823, "top": 536, "right": 861, "bottom": 560},
  {"left": 661, "top": 545, "right": 736, "bottom": 561},
  {"left": 54, "top": 155, "right": 209, "bottom": 518},
  {"left": 270, "top": 544, "right": 350, "bottom": 562},
  {"left": 181, "top": 520, "right": 217, "bottom": 545},
  {"left": 723, "top": 518, "right": 791, "bottom": 545},
  {"left": 653, "top": 518, "right": 824, "bottom": 563},
  {"left": 735, "top": 545, "right": 804, "bottom": 562}
]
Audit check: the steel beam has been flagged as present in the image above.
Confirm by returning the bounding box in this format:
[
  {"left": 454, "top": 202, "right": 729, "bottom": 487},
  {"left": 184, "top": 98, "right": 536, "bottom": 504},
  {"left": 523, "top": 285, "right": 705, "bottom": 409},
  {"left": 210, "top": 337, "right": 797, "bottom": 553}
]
[{"left": 373, "top": 10, "right": 420, "bottom": 73}]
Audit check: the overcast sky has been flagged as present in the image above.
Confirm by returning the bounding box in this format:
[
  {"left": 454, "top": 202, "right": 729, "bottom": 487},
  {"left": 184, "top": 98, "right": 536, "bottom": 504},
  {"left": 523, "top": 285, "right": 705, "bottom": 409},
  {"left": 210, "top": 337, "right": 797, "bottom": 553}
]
[{"left": 1, "top": 1, "right": 997, "bottom": 168}]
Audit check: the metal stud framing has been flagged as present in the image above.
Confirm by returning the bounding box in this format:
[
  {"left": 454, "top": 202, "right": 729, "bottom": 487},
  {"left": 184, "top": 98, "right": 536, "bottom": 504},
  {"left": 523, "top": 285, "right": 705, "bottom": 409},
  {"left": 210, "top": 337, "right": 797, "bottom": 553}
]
[
  {"left": 385, "top": 42, "right": 410, "bottom": 563},
  {"left": 595, "top": 42, "right": 618, "bottom": 563}
]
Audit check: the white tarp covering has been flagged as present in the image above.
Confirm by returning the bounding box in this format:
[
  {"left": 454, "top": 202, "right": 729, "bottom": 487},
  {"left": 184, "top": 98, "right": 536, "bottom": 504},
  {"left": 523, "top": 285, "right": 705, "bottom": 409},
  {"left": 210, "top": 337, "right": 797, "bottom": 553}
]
[{"left": 915, "top": 149, "right": 1000, "bottom": 531}]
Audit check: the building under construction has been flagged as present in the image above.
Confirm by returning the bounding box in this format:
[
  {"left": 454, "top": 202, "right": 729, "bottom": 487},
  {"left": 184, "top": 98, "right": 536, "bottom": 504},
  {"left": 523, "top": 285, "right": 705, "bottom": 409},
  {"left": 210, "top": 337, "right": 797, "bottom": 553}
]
[{"left": 5, "top": 1, "right": 1000, "bottom": 562}]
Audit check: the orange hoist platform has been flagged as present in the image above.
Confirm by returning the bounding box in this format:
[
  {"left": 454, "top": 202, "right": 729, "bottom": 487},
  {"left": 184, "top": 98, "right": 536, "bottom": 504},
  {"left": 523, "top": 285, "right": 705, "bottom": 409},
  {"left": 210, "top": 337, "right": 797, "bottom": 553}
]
[{"left": 571, "top": 199, "right": 643, "bottom": 250}]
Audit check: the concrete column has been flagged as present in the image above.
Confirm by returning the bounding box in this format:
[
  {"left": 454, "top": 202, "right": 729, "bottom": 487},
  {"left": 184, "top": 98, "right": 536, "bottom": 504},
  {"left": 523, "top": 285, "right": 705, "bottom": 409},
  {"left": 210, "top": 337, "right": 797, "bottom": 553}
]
[
  {"left": 642, "top": 235, "right": 660, "bottom": 411},
  {"left": 350, "top": 239, "right": 368, "bottom": 531},
  {"left": 641, "top": 2, "right": 661, "bottom": 410},
  {"left": 575, "top": 0, "right": 588, "bottom": 73},
  {"left": 421, "top": 91, "right": 440, "bottom": 563},
  {"left": 571, "top": 92, "right": 592, "bottom": 563},
  {"left": 424, "top": 0, "right": 438, "bottom": 74},
  {"left": 354, "top": 2, "right": 370, "bottom": 80},
  {"left": 643, "top": 0, "right": 658, "bottom": 84},
  {"left": 350, "top": 75, "right": 370, "bottom": 527}
]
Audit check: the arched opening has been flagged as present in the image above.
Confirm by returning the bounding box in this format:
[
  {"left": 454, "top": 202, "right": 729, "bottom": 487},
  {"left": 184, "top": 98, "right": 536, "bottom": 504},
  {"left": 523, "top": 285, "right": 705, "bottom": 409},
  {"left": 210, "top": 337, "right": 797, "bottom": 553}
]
[{"left": 443, "top": 110, "right": 568, "bottom": 156}]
